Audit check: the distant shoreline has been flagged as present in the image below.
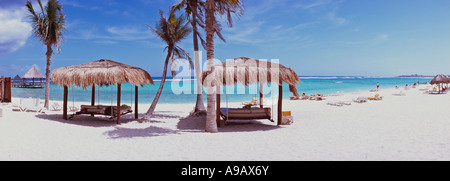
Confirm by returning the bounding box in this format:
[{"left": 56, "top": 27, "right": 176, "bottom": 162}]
[{"left": 397, "top": 74, "right": 435, "bottom": 78}]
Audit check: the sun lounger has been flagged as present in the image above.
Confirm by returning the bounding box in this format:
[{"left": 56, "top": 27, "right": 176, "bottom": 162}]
[
  {"left": 392, "top": 91, "right": 406, "bottom": 96},
  {"left": 17, "top": 98, "right": 45, "bottom": 113},
  {"left": 290, "top": 96, "right": 309, "bottom": 100},
  {"left": 51, "top": 102, "right": 62, "bottom": 111},
  {"left": 353, "top": 97, "right": 368, "bottom": 103},
  {"left": 327, "top": 101, "right": 343, "bottom": 106},
  {"left": 368, "top": 94, "right": 383, "bottom": 100},
  {"left": 242, "top": 97, "right": 258, "bottom": 108}
]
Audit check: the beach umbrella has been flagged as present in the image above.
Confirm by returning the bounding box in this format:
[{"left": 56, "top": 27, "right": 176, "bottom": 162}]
[
  {"left": 201, "top": 57, "right": 301, "bottom": 126},
  {"left": 51, "top": 59, "right": 154, "bottom": 123},
  {"left": 430, "top": 74, "right": 450, "bottom": 93}
]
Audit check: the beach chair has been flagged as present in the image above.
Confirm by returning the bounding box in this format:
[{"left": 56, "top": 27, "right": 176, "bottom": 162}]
[
  {"left": 392, "top": 91, "right": 406, "bottom": 96},
  {"left": 290, "top": 95, "right": 309, "bottom": 100},
  {"left": 327, "top": 101, "right": 343, "bottom": 106},
  {"left": 19, "top": 98, "right": 45, "bottom": 113},
  {"left": 242, "top": 97, "right": 258, "bottom": 108},
  {"left": 339, "top": 101, "right": 352, "bottom": 105},
  {"left": 51, "top": 102, "right": 62, "bottom": 111},
  {"left": 368, "top": 94, "right": 383, "bottom": 100},
  {"left": 353, "top": 97, "right": 368, "bottom": 103}
]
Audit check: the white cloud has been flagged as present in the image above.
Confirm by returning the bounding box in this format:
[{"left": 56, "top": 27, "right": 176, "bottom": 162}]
[
  {"left": 295, "top": 0, "right": 332, "bottom": 9},
  {"left": 0, "top": 7, "right": 32, "bottom": 54},
  {"left": 377, "top": 34, "right": 389, "bottom": 41},
  {"left": 327, "top": 12, "right": 349, "bottom": 26}
]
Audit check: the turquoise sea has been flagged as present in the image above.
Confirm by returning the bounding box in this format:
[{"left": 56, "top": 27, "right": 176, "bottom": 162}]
[{"left": 11, "top": 76, "right": 432, "bottom": 104}]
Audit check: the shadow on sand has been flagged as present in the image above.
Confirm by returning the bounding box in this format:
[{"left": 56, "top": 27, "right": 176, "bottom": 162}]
[
  {"left": 37, "top": 110, "right": 281, "bottom": 139},
  {"left": 35, "top": 113, "right": 135, "bottom": 127},
  {"left": 104, "top": 126, "right": 179, "bottom": 139},
  {"left": 177, "top": 114, "right": 280, "bottom": 133}
]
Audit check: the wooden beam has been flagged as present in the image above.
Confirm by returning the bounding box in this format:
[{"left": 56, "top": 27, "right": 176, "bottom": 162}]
[
  {"left": 135, "top": 86, "right": 138, "bottom": 119},
  {"left": 117, "top": 84, "right": 121, "bottom": 124},
  {"left": 63, "top": 86, "right": 68, "bottom": 120},
  {"left": 91, "top": 85, "right": 95, "bottom": 116},
  {"left": 278, "top": 83, "right": 282, "bottom": 126},
  {"left": 216, "top": 84, "right": 221, "bottom": 127}
]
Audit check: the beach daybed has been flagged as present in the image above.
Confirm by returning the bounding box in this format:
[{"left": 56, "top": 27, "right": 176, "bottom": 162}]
[
  {"left": 220, "top": 107, "right": 273, "bottom": 124},
  {"left": 69, "top": 105, "right": 132, "bottom": 119}
]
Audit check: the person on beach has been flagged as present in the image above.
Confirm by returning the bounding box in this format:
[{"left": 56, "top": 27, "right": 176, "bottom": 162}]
[{"left": 377, "top": 82, "right": 380, "bottom": 90}]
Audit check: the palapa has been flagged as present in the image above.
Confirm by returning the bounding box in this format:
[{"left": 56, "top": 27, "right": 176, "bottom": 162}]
[
  {"left": 23, "top": 67, "right": 45, "bottom": 79},
  {"left": 51, "top": 59, "right": 154, "bottom": 124},
  {"left": 430, "top": 74, "right": 450, "bottom": 85},
  {"left": 202, "top": 57, "right": 301, "bottom": 126},
  {"left": 51, "top": 59, "right": 154, "bottom": 89},
  {"left": 13, "top": 75, "right": 21, "bottom": 80}
]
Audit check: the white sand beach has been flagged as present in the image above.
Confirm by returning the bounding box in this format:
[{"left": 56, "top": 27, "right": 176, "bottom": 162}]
[{"left": 1, "top": 84, "right": 449, "bottom": 161}]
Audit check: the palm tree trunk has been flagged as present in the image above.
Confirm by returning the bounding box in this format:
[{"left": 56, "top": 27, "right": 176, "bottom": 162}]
[
  {"left": 205, "top": 0, "right": 218, "bottom": 133},
  {"left": 44, "top": 44, "right": 53, "bottom": 109},
  {"left": 140, "top": 46, "right": 173, "bottom": 122},
  {"left": 191, "top": 2, "right": 206, "bottom": 113}
]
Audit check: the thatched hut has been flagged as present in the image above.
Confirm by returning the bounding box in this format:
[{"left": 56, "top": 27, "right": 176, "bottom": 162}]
[
  {"left": 51, "top": 59, "right": 154, "bottom": 124},
  {"left": 22, "top": 67, "right": 45, "bottom": 88},
  {"left": 430, "top": 74, "right": 450, "bottom": 93},
  {"left": 202, "top": 57, "right": 301, "bottom": 126}
]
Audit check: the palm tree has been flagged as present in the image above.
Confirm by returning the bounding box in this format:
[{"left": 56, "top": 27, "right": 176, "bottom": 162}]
[
  {"left": 172, "top": 0, "right": 243, "bottom": 132},
  {"left": 171, "top": 0, "right": 243, "bottom": 116},
  {"left": 204, "top": 0, "right": 218, "bottom": 133},
  {"left": 171, "top": 0, "right": 207, "bottom": 115},
  {"left": 140, "top": 10, "right": 193, "bottom": 122},
  {"left": 26, "top": 0, "right": 66, "bottom": 109}
]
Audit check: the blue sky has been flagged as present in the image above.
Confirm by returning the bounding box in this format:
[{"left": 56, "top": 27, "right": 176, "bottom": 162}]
[{"left": 1, "top": 0, "right": 450, "bottom": 77}]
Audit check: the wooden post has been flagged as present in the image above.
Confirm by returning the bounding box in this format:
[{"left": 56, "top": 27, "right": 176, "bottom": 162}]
[
  {"left": 117, "top": 84, "right": 121, "bottom": 124},
  {"left": 216, "top": 84, "right": 221, "bottom": 127},
  {"left": 91, "top": 85, "right": 95, "bottom": 116},
  {"left": 278, "top": 83, "right": 282, "bottom": 126},
  {"left": 63, "top": 86, "right": 68, "bottom": 120},
  {"left": 135, "top": 86, "right": 138, "bottom": 119},
  {"left": 260, "top": 82, "right": 263, "bottom": 108},
  {"left": 1, "top": 76, "right": 4, "bottom": 102},
  {"left": 4, "top": 77, "right": 11, "bottom": 102}
]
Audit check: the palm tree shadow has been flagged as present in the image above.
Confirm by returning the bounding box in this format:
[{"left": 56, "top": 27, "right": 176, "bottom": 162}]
[
  {"left": 104, "top": 126, "right": 178, "bottom": 139},
  {"left": 177, "top": 114, "right": 206, "bottom": 132}
]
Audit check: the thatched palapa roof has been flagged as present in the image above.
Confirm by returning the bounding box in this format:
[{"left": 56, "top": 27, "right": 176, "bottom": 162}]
[
  {"left": 51, "top": 59, "right": 154, "bottom": 89},
  {"left": 202, "top": 57, "right": 301, "bottom": 86},
  {"left": 202, "top": 57, "right": 301, "bottom": 96},
  {"left": 430, "top": 74, "right": 450, "bottom": 85},
  {"left": 23, "top": 67, "right": 45, "bottom": 79}
]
